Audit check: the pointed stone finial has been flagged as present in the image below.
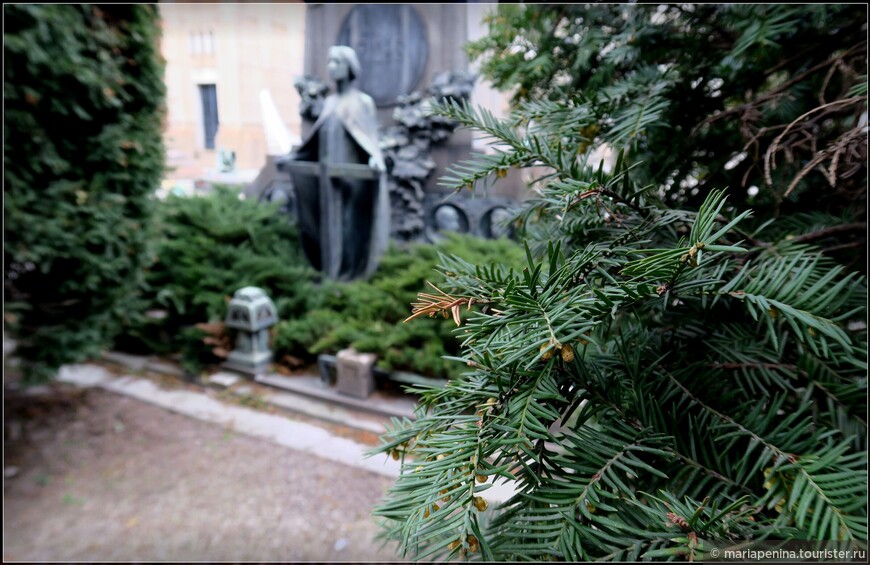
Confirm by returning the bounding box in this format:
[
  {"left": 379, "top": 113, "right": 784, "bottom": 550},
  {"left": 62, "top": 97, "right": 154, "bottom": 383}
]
[{"left": 259, "top": 89, "right": 297, "bottom": 156}]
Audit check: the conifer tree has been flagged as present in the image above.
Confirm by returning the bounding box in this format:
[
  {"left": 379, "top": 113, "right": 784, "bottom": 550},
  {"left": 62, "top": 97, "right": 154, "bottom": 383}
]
[
  {"left": 4, "top": 5, "right": 166, "bottom": 382},
  {"left": 371, "top": 4, "right": 867, "bottom": 560}
]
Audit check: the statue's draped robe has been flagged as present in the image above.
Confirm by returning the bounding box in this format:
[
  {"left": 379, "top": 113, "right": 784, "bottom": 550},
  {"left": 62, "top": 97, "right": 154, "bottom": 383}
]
[{"left": 287, "top": 88, "right": 389, "bottom": 280}]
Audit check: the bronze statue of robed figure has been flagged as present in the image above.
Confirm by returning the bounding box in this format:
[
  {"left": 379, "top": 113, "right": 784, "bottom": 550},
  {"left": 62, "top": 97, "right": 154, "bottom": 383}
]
[{"left": 278, "top": 46, "right": 390, "bottom": 281}]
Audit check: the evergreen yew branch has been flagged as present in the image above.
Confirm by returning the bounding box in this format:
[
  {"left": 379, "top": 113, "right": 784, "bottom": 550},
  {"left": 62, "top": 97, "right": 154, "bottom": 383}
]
[
  {"left": 373, "top": 5, "right": 867, "bottom": 558},
  {"left": 694, "top": 43, "right": 867, "bottom": 135},
  {"left": 786, "top": 223, "right": 866, "bottom": 243},
  {"left": 663, "top": 369, "right": 798, "bottom": 465}
]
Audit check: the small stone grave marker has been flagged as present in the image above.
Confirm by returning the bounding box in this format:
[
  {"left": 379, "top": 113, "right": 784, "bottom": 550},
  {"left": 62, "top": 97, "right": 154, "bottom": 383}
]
[{"left": 335, "top": 348, "right": 377, "bottom": 399}]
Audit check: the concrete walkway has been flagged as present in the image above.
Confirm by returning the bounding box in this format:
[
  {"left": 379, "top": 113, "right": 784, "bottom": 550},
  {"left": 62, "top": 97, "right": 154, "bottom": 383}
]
[
  {"left": 56, "top": 364, "right": 402, "bottom": 478},
  {"left": 4, "top": 386, "right": 402, "bottom": 561},
  {"left": 54, "top": 362, "right": 518, "bottom": 504}
]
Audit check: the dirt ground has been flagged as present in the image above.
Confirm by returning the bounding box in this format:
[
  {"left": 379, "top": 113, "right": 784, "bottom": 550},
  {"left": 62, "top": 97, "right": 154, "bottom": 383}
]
[{"left": 3, "top": 386, "right": 407, "bottom": 562}]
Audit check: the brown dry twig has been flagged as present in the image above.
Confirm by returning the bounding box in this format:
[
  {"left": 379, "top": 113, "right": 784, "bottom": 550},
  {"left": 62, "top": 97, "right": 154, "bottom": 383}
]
[
  {"left": 404, "top": 281, "right": 489, "bottom": 326},
  {"left": 692, "top": 43, "right": 866, "bottom": 137},
  {"left": 782, "top": 124, "right": 866, "bottom": 198},
  {"left": 763, "top": 96, "right": 866, "bottom": 196},
  {"left": 566, "top": 186, "right": 647, "bottom": 218}
]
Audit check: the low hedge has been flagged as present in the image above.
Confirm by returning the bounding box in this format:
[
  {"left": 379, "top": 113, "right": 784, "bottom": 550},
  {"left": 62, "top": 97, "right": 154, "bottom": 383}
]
[
  {"left": 116, "top": 186, "right": 526, "bottom": 379},
  {"left": 273, "top": 232, "right": 526, "bottom": 378}
]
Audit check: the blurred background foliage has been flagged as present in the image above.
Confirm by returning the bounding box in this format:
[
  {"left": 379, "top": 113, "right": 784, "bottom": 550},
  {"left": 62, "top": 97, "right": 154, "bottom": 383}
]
[
  {"left": 4, "top": 4, "right": 167, "bottom": 382},
  {"left": 466, "top": 3, "right": 866, "bottom": 265},
  {"left": 116, "top": 185, "right": 525, "bottom": 378},
  {"left": 2, "top": 3, "right": 528, "bottom": 384}
]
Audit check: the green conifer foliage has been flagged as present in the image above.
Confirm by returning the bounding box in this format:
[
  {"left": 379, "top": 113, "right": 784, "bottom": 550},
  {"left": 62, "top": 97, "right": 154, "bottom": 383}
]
[
  {"left": 115, "top": 184, "right": 526, "bottom": 379},
  {"left": 114, "top": 185, "right": 316, "bottom": 373},
  {"left": 3, "top": 4, "right": 164, "bottom": 379},
  {"left": 272, "top": 233, "right": 526, "bottom": 379},
  {"left": 463, "top": 4, "right": 866, "bottom": 244},
  {"left": 4, "top": 5, "right": 166, "bottom": 382},
  {"left": 372, "top": 4, "right": 867, "bottom": 560}
]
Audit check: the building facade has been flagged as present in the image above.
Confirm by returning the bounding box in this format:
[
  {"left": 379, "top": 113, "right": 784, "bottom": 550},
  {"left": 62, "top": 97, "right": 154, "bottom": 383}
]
[
  {"left": 158, "top": 2, "right": 512, "bottom": 188},
  {"left": 159, "top": 1, "right": 306, "bottom": 184}
]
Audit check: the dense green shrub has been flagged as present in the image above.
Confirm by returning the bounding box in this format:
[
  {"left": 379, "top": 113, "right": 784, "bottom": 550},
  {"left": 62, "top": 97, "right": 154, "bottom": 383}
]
[
  {"left": 113, "top": 185, "right": 315, "bottom": 370},
  {"left": 4, "top": 5, "right": 166, "bottom": 382},
  {"left": 372, "top": 4, "right": 867, "bottom": 560},
  {"left": 119, "top": 185, "right": 525, "bottom": 378},
  {"left": 462, "top": 4, "right": 867, "bottom": 239},
  {"left": 146, "top": 185, "right": 313, "bottom": 324},
  {"left": 273, "top": 233, "right": 526, "bottom": 378}
]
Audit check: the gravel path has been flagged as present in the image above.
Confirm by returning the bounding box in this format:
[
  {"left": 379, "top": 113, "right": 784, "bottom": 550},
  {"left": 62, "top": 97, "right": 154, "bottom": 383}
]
[{"left": 3, "top": 387, "right": 406, "bottom": 562}]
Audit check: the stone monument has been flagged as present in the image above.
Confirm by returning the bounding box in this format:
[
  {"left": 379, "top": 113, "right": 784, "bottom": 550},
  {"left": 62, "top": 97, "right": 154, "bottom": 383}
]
[
  {"left": 304, "top": 4, "right": 473, "bottom": 188},
  {"left": 482, "top": 206, "right": 515, "bottom": 239},
  {"left": 335, "top": 5, "right": 428, "bottom": 108},
  {"left": 245, "top": 89, "right": 298, "bottom": 215},
  {"left": 247, "top": 4, "right": 525, "bottom": 245},
  {"left": 381, "top": 71, "right": 476, "bottom": 241},
  {"left": 302, "top": 5, "right": 523, "bottom": 236},
  {"left": 223, "top": 287, "right": 278, "bottom": 376},
  {"left": 335, "top": 348, "right": 377, "bottom": 399},
  {"left": 276, "top": 46, "right": 389, "bottom": 281}
]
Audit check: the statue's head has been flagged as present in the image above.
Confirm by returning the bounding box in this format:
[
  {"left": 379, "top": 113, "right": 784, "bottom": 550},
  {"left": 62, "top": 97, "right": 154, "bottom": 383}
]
[{"left": 327, "top": 46, "right": 361, "bottom": 82}]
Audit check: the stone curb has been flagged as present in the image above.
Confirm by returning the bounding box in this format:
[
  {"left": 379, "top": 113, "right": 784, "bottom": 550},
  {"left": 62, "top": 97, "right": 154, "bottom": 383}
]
[
  {"left": 102, "top": 351, "right": 187, "bottom": 377},
  {"left": 100, "top": 351, "right": 401, "bottom": 435}
]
